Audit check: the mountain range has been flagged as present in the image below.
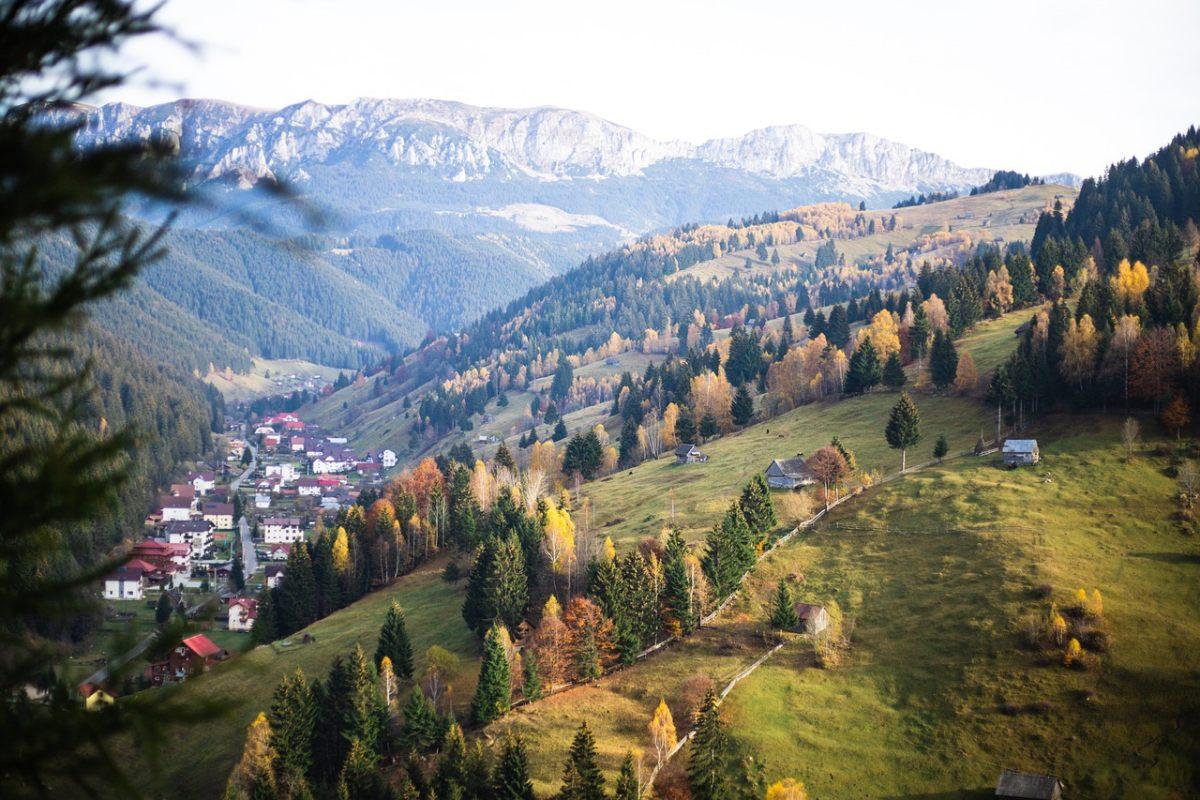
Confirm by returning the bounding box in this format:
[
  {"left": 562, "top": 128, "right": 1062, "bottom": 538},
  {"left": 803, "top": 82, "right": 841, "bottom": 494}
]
[{"left": 54, "top": 98, "right": 1078, "bottom": 374}]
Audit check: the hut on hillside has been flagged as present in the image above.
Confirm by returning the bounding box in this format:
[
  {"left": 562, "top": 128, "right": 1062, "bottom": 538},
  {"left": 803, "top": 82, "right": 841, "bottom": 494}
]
[{"left": 994, "top": 769, "right": 1063, "bottom": 799}]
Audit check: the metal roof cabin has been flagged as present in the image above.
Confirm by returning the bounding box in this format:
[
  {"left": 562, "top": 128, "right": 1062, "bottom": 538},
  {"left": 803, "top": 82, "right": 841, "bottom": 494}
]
[
  {"left": 765, "top": 454, "right": 815, "bottom": 489},
  {"left": 995, "top": 768, "right": 1062, "bottom": 799},
  {"left": 674, "top": 444, "right": 708, "bottom": 464},
  {"left": 1002, "top": 439, "right": 1040, "bottom": 467}
]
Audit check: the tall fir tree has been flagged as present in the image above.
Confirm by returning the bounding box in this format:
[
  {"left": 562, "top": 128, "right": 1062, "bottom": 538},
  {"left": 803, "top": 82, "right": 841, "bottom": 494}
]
[
  {"left": 675, "top": 409, "right": 697, "bottom": 444},
  {"left": 471, "top": 624, "right": 512, "bottom": 724},
  {"left": 491, "top": 737, "right": 536, "bottom": 800},
  {"left": 448, "top": 464, "right": 480, "bottom": 550},
  {"left": 845, "top": 337, "right": 882, "bottom": 394},
  {"left": 559, "top": 722, "right": 606, "bottom": 800},
  {"left": 731, "top": 384, "right": 754, "bottom": 426},
  {"left": 277, "top": 542, "right": 317, "bottom": 635},
  {"left": 398, "top": 687, "right": 437, "bottom": 752},
  {"left": 882, "top": 351, "right": 907, "bottom": 389},
  {"left": 375, "top": 601, "right": 414, "bottom": 679},
  {"left": 663, "top": 528, "right": 697, "bottom": 635},
  {"left": 433, "top": 723, "right": 468, "bottom": 800},
  {"left": 687, "top": 691, "right": 731, "bottom": 800},
  {"left": 269, "top": 668, "right": 318, "bottom": 784},
  {"left": 253, "top": 588, "right": 280, "bottom": 645},
  {"left": 738, "top": 474, "right": 777, "bottom": 540},
  {"left": 885, "top": 392, "right": 922, "bottom": 472},
  {"left": 613, "top": 753, "right": 639, "bottom": 800},
  {"left": 702, "top": 503, "right": 754, "bottom": 600},
  {"left": 343, "top": 646, "right": 388, "bottom": 761},
  {"left": 769, "top": 581, "right": 798, "bottom": 631},
  {"left": 929, "top": 329, "right": 959, "bottom": 389}
]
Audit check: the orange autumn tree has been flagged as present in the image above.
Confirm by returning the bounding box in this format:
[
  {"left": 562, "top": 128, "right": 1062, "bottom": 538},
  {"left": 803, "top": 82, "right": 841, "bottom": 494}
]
[
  {"left": 564, "top": 596, "right": 616, "bottom": 681},
  {"left": 528, "top": 595, "right": 570, "bottom": 686}
]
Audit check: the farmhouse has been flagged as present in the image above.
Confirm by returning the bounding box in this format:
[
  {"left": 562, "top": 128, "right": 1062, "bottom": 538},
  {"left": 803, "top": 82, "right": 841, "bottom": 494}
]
[
  {"left": 103, "top": 564, "right": 146, "bottom": 600},
  {"left": 792, "top": 602, "right": 829, "bottom": 635},
  {"left": 674, "top": 443, "right": 708, "bottom": 464},
  {"left": 262, "top": 516, "right": 304, "bottom": 544},
  {"left": 145, "top": 633, "right": 226, "bottom": 686},
  {"left": 227, "top": 598, "right": 257, "bottom": 632},
  {"left": 994, "top": 769, "right": 1062, "bottom": 800},
  {"left": 1002, "top": 439, "right": 1040, "bottom": 467},
  {"left": 765, "top": 455, "right": 815, "bottom": 489}
]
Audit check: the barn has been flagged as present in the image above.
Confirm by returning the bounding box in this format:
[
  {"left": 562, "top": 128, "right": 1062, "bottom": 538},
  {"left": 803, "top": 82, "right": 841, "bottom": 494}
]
[
  {"left": 1002, "top": 439, "right": 1040, "bottom": 467},
  {"left": 792, "top": 602, "right": 829, "bottom": 635},
  {"left": 994, "top": 768, "right": 1062, "bottom": 799}
]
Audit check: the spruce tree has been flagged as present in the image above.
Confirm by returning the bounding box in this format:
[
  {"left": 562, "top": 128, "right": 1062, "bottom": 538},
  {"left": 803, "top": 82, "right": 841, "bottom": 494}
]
[
  {"left": 702, "top": 503, "right": 754, "bottom": 600},
  {"left": 448, "top": 464, "right": 480, "bottom": 550},
  {"left": 731, "top": 384, "right": 754, "bottom": 426},
  {"left": 738, "top": 474, "right": 777, "bottom": 539},
  {"left": 433, "top": 723, "right": 468, "bottom": 800},
  {"left": 560, "top": 722, "right": 606, "bottom": 800},
  {"left": 375, "top": 601, "right": 414, "bottom": 679},
  {"left": 471, "top": 624, "right": 512, "bottom": 724},
  {"left": 687, "top": 691, "right": 731, "bottom": 800},
  {"left": 231, "top": 551, "right": 245, "bottom": 592},
  {"left": 492, "top": 737, "right": 536, "bottom": 800},
  {"left": 882, "top": 351, "right": 907, "bottom": 389},
  {"left": 155, "top": 591, "right": 173, "bottom": 625},
  {"left": 277, "top": 542, "right": 317, "bottom": 635},
  {"left": 253, "top": 589, "right": 280, "bottom": 645},
  {"left": 929, "top": 329, "right": 959, "bottom": 388},
  {"left": 398, "top": 687, "right": 437, "bottom": 752},
  {"left": 769, "top": 581, "right": 798, "bottom": 631},
  {"left": 662, "top": 529, "right": 697, "bottom": 635},
  {"left": 552, "top": 418, "right": 568, "bottom": 442},
  {"left": 933, "top": 433, "right": 950, "bottom": 460},
  {"left": 613, "top": 753, "right": 639, "bottom": 800},
  {"left": 698, "top": 412, "right": 719, "bottom": 442},
  {"left": 885, "top": 392, "right": 922, "bottom": 472},
  {"left": 675, "top": 410, "right": 697, "bottom": 445},
  {"left": 337, "top": 738, "right": 387, "bottom": 800},
  {"left": 522, "top": 651, "right": 544, "bottom": 701},
  {"left": 269, "top": 668, "right": 317, "bottom": 782},
  {"left": 826, "top": 304, "right": 851, "bottom": 348},
  {"left": 343, "top": 646, "right": 387, "bottom": 761},
  {"left": 618, "top": 416, "right": 640, "bottom": 467},
  {"left": 845, "top": 337, "right": 882, "bottom": 394},
  {"left": 495, "top": 442, "right": 516, "bottom": 471}
]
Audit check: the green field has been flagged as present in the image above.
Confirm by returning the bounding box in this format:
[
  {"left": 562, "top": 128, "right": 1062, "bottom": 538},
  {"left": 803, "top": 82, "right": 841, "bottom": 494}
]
[
  {"left": 717, "top": 417, "right": 1200, "bottom": 799},
  {"left": 130, "top": 562, "right": 477, "bottom": 799},
  {"left": 582, "top": 391, "right": 994, "bottom": 550},
  {"left": 205, "top": 357, "right": 343, "bottom": 403}
]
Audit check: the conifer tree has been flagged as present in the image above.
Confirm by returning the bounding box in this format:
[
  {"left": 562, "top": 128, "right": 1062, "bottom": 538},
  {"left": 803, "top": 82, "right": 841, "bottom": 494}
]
[
  {"left": 663, "top": 528, "right": 697, "bottom": 634},
  {"left": 613, "top": 753, "right": 640, "bottom": 800},
  {"left": 336, "top": 737, "right": 387, "bottom": 800},
  {"left": 703, "top": 502, "right": 755, "bottom": 600},
  {"left": 343, "top": 646, "right": 387, "bottom": 761},
  {"left": 553, "top": 418, "right": 569, "bottom": 442},
  {"left": 929, "top": 329, "right": 959, "bottom": 389},
  {"left": 560, "top": 722, "right": 606, "bottom": 800},
  {"left": 224, "top": 713, "right": 278, "bottom": 800},
  {"left": 687, "top": 691, "right": 731, "bottom": 800},
  {"left": 433, "top": 723, "right": 468, "bottom": 800},
  {"left": 675, "top": 409, "right": 697, "bottom": 445},
  {"left": 398, "top": 686, "right": 437, "bottom": 752},
  {"left": 885, "top": 392, "right": 922, "bottom": 472},
  {"left": 522, "top": 650, "right": 544, "bottom": 701},
  {"left": 232, "top": 551, "right": 245, "bottom": 591},
  {"left": 471, "top": 624, "right": 512, "bottom": 724},
  {"left": 738, "top": 474, "right": 777, "bottom": 539},
  {"left": 253, "top": 589, "right": 280, "bottom": 645},
  {"left": 882, "top": 351, "right": 907, "bottom": 388},
  {"left": 769, "top": 581, "right": 798, "bottom": 631},
  {"left": 269, "top": 669, "right": 317, "bottom": 783},
  {"left": 313, "top": 530, "right": 340, "bottom": 618},
  {"left": 698, "top": 412, "right": 719, "bottom": 441},
  {"left": 277, "top": 542, "right": 317, "bottom": 635},
  {"left": 933, "top": 434, "right": 949, "bottom": 460},
  {"left": 845, "top": 337, "right": 882, "bottom": 394},
  {"left": 492, "top": 736, "right": 536, "bottom": 800},
  {"left": 495, "top": 442, "right": 517, "bottom": 471},
  {"left": 375, "top": 601, "right": 414, "bottom": 679},
  {"left": 448, "top": 464, "right": 480, "bottom": 550},
  {"left": 463, "top": 533, "right": 529, "bottom": 635},
  {"left": 731, "top": 383, "right": 754, "bottom": 426},
  {"left": 155, "top": 590, "right": 173, "bottom": 625},
  {"left": 618, "top": 416, "right": 640, "bottom": 467}
]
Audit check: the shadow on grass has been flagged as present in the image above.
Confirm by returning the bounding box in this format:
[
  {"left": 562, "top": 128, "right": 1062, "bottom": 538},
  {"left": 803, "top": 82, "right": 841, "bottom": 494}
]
[
  {"left": 881, "top": 791, "right": 992, "bottom": 800},
  {"left": 1129, "top": 551, "right": 1200, "bottom": 565}
]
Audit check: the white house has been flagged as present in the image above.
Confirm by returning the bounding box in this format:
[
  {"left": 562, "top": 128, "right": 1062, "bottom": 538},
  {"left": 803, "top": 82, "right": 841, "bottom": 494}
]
[
  {"left": 380, "top": 449, "right": 397, "bottom": 468},
  {"left": 296, "top": 477, "right": 322, "bottom": 497},
  {"left": 262, "top": 517, "right": 304, "bottom": 544},
  {"left": 254, "top": 492, "right": 271, "bottom": 510},
  {"left": 253, "top": 425, "right": 275, "bottom": 436},
  {"left": 264, "top": 463, "right": 298, "bottom": 483},
  {"left": 188, "top": 470, "right": 216, "bottom": 496},
  {"left": 227, "top": 598, "right": 257, "bottom": 632},
  {"left": 162, "top": 519, "right": 214, "bottom": 558},
  {"left": 158, "top": 496, "right": 193, "bottom": 522},
  {"left": 289, "top": 437, "right": 306, "bottom": 452},
  {"left": 264, "top": 565, "right": 285, "bottom": 589},
  {"left": 201, "top": 502, "right": 235, "bottom": 530},
  {"left": 103, "top": 565, "right": 146, "bottom": 600},
  {"left": 311, "top": 455, "right": 351, "bottom": 474}
]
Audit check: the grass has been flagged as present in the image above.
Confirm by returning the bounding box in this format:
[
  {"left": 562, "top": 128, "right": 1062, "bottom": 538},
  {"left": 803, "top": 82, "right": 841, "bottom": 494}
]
[
  {"left": 205, "top": 357, "right": 343, "bottom": 403},
  {"left": 496, "top": 416, "right": 1200, "bottom": 798},
  {"left": 717, "top": 416, "right": 1200, "bottom": 799},
  {"left": 957, "top": 305, "right": 1040, "bottom": 376},
  {"left": 129, "top": 562, "right": 478, "bottom": 799},
  {"left": 61, "top": 600, "right": 159, "bottom": 686},
  {"left": 581, "top": 391, "right": 994, "bottom": 550}
]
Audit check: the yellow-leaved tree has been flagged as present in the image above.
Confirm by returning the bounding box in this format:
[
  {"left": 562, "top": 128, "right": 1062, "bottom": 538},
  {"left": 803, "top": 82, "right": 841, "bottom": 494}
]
[
  {"left": 765, "top": 778, "right": 810, "bottom": 800},
  {"left": 648, "top": 698, "right": 677, "bottom": 769},
  {"left": 1060, "top": 314, "right": 1100, "bottom": 389},
  {"left": 224, "top": 713, "right": 277, "bottom": 800},
  {"left": 543, "top": 502, "right": 577, "bottom": 591},
  {"left": 662, "top": 402, "right": 680, "bottom": 449},
  {"left": 857, "top": 309, "right": 901, "bottom": 359},
  {"left": 332, "top": 526, "right": 350, "bottom": 575},
  {"left": 690, "top": 369, "right": 734, "bottom": 432},
  {"left": 1110, "top": 258, "right": 1150, "bottom": 306}
]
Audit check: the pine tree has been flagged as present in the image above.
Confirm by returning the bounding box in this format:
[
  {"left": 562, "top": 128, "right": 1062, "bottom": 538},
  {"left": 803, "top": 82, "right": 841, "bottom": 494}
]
[
  {"left": 738, "top": 474, "right": 777, "bottom": 539},
  {"left": 522, "top": 650, "right": 543, "bottom": 701},
  {"left": 337, "top": 737, "right": 387, "bottom": 800},
  {"left": 933, "top": 434, "right": 949, "bottom": 460},
  {"left": 448, "top": 464, "right": 480, "bottom": 550},
  {"left": 845, "top": 338, "right": 882, "bottom": 394},
  {"left": 232, "top": 551, "right": 245, "bottom": 591},
  {"left": 155, "top": 591, "right": 173, "bottom": 625},
  {"left": 253, "top": 589, "right": 280, "bottom": 645},
  {"left": 375, "top": 601, "right": 414, "bottom": 679},
  {"left": 618, "top": 416, "right": 640, "bottom": 467},
  {"left": 882, "top": 351, "right": 907, "bottom": 389},
  {"left": 471, "top": 624, "right": 512, "bottom": 724},
  {"left": 769, "top": 581, "right": 798, "bottom": 631},
  {"left": 277, "top": 542, "right": 317, "bottom": 635},
  {"left": 702, "top": 503, "right": 754, "bottom": 600},
  {"left": 269, "top": 668, "right": 317, "bottom": 783},
  {"left": 462, "top": 534, "right": 529, "bottom": 636},
  {"left": 675, "top": 409, "right": 697, "bottom": 444},
  {"left": 495, "top": 442, "right": 517, "bottom": 471},
  {"left": 343, "top": 646, "right": 387, "bottom": 761},
  {"left": 687, "top": 691, "right": 731, "bottom": 800},
  {"left": 492, "top": 737, "right": 536, "bottom": 800},
  {"left": 433, "top": 723, "right": 468, "bottom": 800},
  {"left": 613, "top": 753, "right": 639, "bottom": 800},
  {"left": 225, "top": 713, "right": 278, "bottom": 800},
  {"left": 312, "top": 530, "right": 339, "bottom": 618},
  {"left": 885, "top": 392, "right": 922, "bottom": 472},
  {"left": 552, "top": 418, "right": 568, "bottom": 441},
  {"left": 560, "top": 722, "right": 606, "bottom": 800},
  {"left": 731, "top": 384, "right": 754, "bottom": 426},
  {"left": 698, "top": 412, "right": 719, "bottom": 441},
  {"left": 929, "top": 329, "right": 959, "bottom": 389},
  {"left": 663, "top": 528, "right": 697, "bottom": 635},
  {"left": 398, "top": 686, "right": 437, "bottom": 752}
]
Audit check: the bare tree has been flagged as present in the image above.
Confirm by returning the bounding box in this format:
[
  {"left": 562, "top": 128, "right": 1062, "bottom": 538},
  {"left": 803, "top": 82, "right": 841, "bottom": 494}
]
[
  {"left": 1122, "top": 417, "right": 1139, "bottom": 462},
  {"left": 1179, "top": 461, "right": 1199, "bottom": 508}
]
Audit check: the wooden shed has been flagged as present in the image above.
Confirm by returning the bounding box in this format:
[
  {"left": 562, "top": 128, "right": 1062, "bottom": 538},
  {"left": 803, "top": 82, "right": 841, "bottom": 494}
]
[
  {"left": 792, "top": 602, "right": 829, "bottom": 635},
  {"left": 1002, "top": 439, "right": 1040, "bottom": 467},
  {"left": 995, "top": 768, "right": 1063, "bottom": 799}
]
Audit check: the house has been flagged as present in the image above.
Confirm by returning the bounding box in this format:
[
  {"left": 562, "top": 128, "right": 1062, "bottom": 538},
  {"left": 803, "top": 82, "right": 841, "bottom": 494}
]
[
  {"left": 265, "top": 463, "right": 298, "bottom": 483},
  {"left": 162, "top": 519, "right": 214, "bottom": 558},
  {"left": 254, "top": 492, "right": 271, "bottom": 509},
  {"left": 792, "top": 602, "right": 829, "bottom": 635},
  {"left": 311, "top": 454, "right": 352, "bottom": 474},
  {"left": 1002, "top": 439, "right": 1040, "bottom": 467},
  {"left": 227, "top": 598, "right": 258, "bottom": 632},
  {"left": 187, "top": 470, "right": 216, "bottom": 495},
  {"left": 131, "top": 539, "right": 190, "bottom": 572},
  {"left": 296, "top": 477, "right": 322, "bottom": 496},
  {"left": 103, "top": 564, "right": 146, "bottom": 600},
  {"left": 674, "top": 444, "right": 708, "bottom": 464},
  {"left": 262, "top": 516, "right": 304, "bottom": 544},
  {"left": 765, "top": 455, "right": 815, "bottom": 489},
  {"left": 380, "top": 449, "right": 397, "bottom": 469},
  {"left": 267, "top": 543, "right": 292, "bottom": 561},
  {"left": 158, "top": 495, "right": 193, "bottom": 522},
  {"left": 290, "top": 436, "right": 306, "bottom": 452},
  {"left": 82, "top": 686, "right": 115, "bottom": 711},
  {"left": 994, "top": 769, "right": 1063, "bottom": 800},
  {"left": 264, "top": 564, "right": 285, "bottom": 589},
  {"left": 146, "top": 634, "right": 226, "bottom": 686},
  {"left": 253, "top": 425, "right": 275, "bottom": 436},
  {"left": 262, "top": 433, "right": 282, "bottom": 449},
  {"left": 169, "top": 483, "right": 195, "bottom": 501},
  {"left": 202, "top": 502, "right": 235, "bottom": 530}
]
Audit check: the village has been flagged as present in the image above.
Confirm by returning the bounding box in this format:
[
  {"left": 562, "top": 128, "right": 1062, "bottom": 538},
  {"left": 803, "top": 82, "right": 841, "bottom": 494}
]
[{"left": 77, "top": 411, "right": 399, "bottom": 705}]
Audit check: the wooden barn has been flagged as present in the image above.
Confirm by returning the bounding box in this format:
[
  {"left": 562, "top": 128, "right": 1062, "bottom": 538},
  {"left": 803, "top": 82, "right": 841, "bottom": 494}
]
[
  {"left": 994, "top": 769, "right": 1063, "bottom": 799},
  {"left": 792, "top": 602, "right": 829, "bottom": 635},
  {"left": 1002, "top": 439, "right": 1040, "bottom": 467},
  {"left": 674, "top": 444, "right": 708, "bottom": 464}
]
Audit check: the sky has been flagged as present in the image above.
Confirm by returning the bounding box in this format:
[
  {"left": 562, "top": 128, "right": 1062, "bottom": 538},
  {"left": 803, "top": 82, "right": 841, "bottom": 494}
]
[{"left": 102, "top": 0, "right": 1200, "bottom": 178}]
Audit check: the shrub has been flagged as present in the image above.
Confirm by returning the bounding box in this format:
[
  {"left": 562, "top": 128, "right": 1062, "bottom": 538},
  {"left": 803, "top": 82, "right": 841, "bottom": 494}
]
[
  {"left": 441, "top": 561, "right": 462, "bottom": 582},
  {"left": 1063, "top": 637, "right": 1083, "bottom": 668}
]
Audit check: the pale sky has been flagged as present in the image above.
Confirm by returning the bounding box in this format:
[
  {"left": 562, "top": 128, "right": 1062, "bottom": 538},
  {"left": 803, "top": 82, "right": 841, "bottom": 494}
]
[{"left": 103, "top": 0, "right": 1200, "bottom": 178}]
